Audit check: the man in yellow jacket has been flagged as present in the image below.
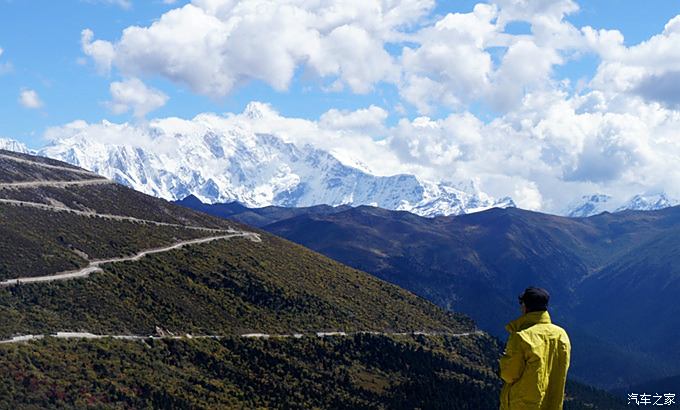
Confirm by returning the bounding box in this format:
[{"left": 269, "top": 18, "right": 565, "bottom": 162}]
[{"left": 499, "top": 287, "right": 571, "bottom": 410}]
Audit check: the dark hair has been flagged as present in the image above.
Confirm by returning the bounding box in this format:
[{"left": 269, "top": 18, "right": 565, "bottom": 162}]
[{"left": 518, "top": 287, "right": 550, "bottom": 312}]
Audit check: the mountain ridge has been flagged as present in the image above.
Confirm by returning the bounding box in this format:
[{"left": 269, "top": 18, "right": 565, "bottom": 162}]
[{"left": 176, "top": 195, "right": 680, "bottom": 389}]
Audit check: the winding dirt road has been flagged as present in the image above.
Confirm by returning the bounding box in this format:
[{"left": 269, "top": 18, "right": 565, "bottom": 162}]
[
  {"left": 0, "top": 198, "right": 230, "bottom": 232},
  {"left": 0, "top": 232, "right": 261, "bottom": 287},
  {"left": 0, "top": 330, "right": 483, "bottom": 344},
  {"left": 0, "top": 179, "right": 113, "bottom": 190}
]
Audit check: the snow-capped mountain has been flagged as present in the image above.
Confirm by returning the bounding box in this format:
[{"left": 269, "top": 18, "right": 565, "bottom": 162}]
[
  {"left": 37, "top": 114, "right": 512, "bottom": 217},
  {"left": 0, "top": 138, "right": 31, "bottom": 154},
  {"left": 566, "top": 192, "right": 678, "bottom": 217},
  {"left": 565, "top": 194, "right": 613, "bottom": 217},
  {"left": 615, "top": 193, "right": 678, "bottom": 213}
]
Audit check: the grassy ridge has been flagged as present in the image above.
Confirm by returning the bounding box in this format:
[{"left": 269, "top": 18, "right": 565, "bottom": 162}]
[
  {"left": 0, "top": 183, "right": 231, "bottom": 228},
  {"left": 0, "top": 150, "right": 84, "bottom": 170},
  {"left": 0, "top": 235, "right": 472, "bottom": 339},
  {"left": 0, "top": 157, "right": 97, "bottom": 183},
  {"left": 0, "top": 204, "right": 218, "bottom": 280}
]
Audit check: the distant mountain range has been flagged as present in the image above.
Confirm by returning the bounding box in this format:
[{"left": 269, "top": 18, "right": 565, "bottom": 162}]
[
  {"left": 3, "top": 126, "right": 677, "bottom": 218},
  {"left": 177, "top": 195, "right": 680, "bottom": 390},
  {"left": 16, "top": 106, "right": 512, "bottom": 217},
  {"left": 566, "top": 193, "right": 679, "bottom": 217}
]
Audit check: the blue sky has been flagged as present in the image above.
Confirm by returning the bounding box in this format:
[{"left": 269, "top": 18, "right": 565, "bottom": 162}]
[{"left": 1, "top": 0, "right": 679, "bottom": 148}]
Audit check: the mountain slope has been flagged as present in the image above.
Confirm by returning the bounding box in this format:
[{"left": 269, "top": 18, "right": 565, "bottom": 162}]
[
  {"left": 0, "top": 149, "right": 474, "bottom": 338},
  {"left": 0, "top": 149, "right": 504, "bottom": 408},
  {"left": 177, "top": 197, "right": 680, "bottom": 389}
]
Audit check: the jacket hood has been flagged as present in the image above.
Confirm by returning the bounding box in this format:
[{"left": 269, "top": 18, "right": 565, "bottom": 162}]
[{"left": 505, "top": 310, "right": 551, "bottom": 333}]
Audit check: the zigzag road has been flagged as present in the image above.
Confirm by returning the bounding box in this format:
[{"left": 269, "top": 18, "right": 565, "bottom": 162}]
[
  {"left": 0, "top": 232, "right": 261, "bottom": 287},
  {"left": 0, "top": 178, "right": 112, "bottom": 189},
  {"left": 0, "top": 173, "right": 263, "bottom": 285},
  {"left": 0, "top": 197, "right": 230, "bottom": 232}
]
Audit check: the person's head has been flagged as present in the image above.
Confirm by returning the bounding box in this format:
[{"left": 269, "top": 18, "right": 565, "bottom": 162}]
[{"left": 518, "top": 287, "right": 550, "bottom": 314}]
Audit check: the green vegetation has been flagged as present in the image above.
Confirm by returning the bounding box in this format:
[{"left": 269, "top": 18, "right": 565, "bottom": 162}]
[
  {"left": 0, "top": 335, "right": 500, "bottom": 409},
  {"left": 246, "top": 204, "right": 680, "bottom": 388},
  {"left": 0, "top": 335, "right": 626, "bottom": 409},
  {"left": 0, "top": 235, "right": 471, "bottom": 338},
  {"left": 0, "top": 204, "right": 219, "bottom": 280},
  {"left": 0, "top": 154, "right": 99, "bottom": 183},
  {"left": 0, "top": 183, "right": 231, "bottom": 228}
]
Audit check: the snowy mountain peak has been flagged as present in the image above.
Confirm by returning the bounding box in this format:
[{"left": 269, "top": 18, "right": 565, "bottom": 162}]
[
  {"left": 243, "top": 102, "right": 275, "bottom": 121},
  {"left": 566, "top": 194, "right": 613, "bottom": 217},
  {"left": 0, "top": 138, "right": 31, "bottom": 154},
  {"left": 566, "top": 192, "right": 679, "bottom": 217},
  {"left": 615, "top": 193, "right": 678, "bottom": 212},
  {"left": 35, "top": 118, "right": 511, "bottom": 217}
]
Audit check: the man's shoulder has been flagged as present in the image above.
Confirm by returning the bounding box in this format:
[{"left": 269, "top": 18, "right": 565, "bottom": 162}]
[
  {"left": 549, "top": 322, "right": 569, "bottom": 335},
  {"left": 518, "top": 322, "right": 570, "bottom": 340}
]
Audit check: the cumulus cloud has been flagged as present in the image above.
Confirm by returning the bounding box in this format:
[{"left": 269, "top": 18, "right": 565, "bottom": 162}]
[
  {"left": 633, "top": 71, "right": 680, "bottom": 109},
  {"left": 587, "top": 14, "right": 680, "bottom": 101},
  {"left": 81, "top": 0, "right": 431, "bottom": 97},
  {"left": 399, "top": 4, "right": 497, "bottom": 113},
  {"left": 107, "top": 78, "right": 168, "bottom": 118},
  {"left": 81, "top": 29, "right": 115, "bottom": 73},
  {"left": 19, "top": 89, "right": 44, "bottom": 109},
  {"left": 78, "top": 0, "right": 591, "bottom": 114},
  {"left": 319, "top": 105, "right": 388, "bottom": 135},
  {"left": 398, "top": 0, "right": 584, "bottom": 114}
]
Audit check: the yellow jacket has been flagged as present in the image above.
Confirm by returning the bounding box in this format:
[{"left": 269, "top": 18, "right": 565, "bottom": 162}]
[{"left": 499, "top": 310, "right": 571, "bottom": 410}]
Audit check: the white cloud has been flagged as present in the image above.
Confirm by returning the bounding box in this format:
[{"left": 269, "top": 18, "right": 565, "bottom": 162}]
[
  {"left": 319, "top": 105, "right": 388, "bottom": 135},
  {"left": 77, "top": 0, "right": 591, "bottom": 115},
  {"left": 44, "top": 119, "right": 158, "bottom": 150},
  {"left": 399, "top": 4, "right": 497, "bottom": 113},
  {"left": 81, "top": 0, "right": 432, "bottom": 97},
  {"left": 19, "top": 89, "right": 44, "bottom": 109},
  {"left": 587, "top": 13, "right": 680, "bottom": 100},
  {"left": 398, "top": 0, "right": 584, "bottom": 114},
  {"left": 107, "top": 78, "right": 168, "bottom": 118},
  {"left": 81, "top": 29, "right": 115, "bottom": 73}
]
